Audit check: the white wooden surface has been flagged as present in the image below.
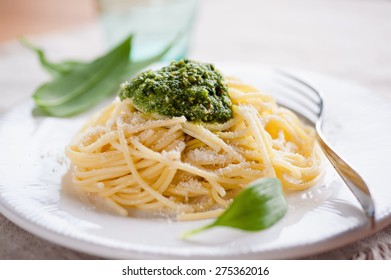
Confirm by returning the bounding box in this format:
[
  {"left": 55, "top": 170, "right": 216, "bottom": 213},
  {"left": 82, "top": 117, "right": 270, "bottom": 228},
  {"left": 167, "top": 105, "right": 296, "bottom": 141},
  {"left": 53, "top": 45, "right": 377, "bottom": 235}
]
[{"left": 1, "top": 0, "right": 391, "bottom": 259}]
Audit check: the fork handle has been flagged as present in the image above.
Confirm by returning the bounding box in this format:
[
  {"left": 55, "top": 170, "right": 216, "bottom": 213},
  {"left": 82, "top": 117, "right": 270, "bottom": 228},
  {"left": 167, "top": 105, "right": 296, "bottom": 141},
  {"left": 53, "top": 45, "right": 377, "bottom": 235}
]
[{"left": 315, "top": 127, "right": 375, "bottom": 228}]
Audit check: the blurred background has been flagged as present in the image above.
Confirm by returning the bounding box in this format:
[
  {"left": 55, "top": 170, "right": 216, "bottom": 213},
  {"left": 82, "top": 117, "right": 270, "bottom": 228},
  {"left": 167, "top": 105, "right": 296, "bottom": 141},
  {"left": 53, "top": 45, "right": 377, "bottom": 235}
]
[
  {"left": 0, "top": 0, "right": 390, "bottom": 98},
  {"left": 0, "top": 0, "right": 95, "bottom": 41},
  {"left": 0, "top": 0, "right": 391, "bottom": 259}
]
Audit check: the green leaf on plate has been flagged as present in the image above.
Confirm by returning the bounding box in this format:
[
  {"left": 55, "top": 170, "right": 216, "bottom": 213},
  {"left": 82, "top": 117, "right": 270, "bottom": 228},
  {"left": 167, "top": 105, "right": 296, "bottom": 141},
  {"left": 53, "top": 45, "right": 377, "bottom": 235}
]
[
  {"left": 182, "top": 178, "right": 288, "bottom": 239},
  {"left": 20, "top": 38, "right": 85, "bottom": 77}
]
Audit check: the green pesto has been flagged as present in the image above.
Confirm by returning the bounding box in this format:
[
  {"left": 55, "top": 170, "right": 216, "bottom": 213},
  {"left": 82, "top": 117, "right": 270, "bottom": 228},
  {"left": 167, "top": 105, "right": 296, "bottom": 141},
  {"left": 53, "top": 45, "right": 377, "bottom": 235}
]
[{"left": 119, "top": 59, "right": 232, "bottom": 123}]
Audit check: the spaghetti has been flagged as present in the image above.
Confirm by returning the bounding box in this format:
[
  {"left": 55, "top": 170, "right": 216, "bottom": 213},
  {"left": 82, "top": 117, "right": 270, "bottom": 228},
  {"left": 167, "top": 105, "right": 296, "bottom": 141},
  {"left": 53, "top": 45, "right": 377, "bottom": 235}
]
[{"left": 66, "top": 77, "right": 323, "bottom": 220}]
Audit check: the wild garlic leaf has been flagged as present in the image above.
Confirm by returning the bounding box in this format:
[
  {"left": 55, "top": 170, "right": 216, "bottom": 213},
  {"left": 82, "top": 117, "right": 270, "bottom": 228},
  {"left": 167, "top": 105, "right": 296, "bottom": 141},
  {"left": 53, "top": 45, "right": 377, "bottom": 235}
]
[
  {"left": 37, "top": 37, "right": 174, "bottom": 117},
  {"left": 32, "top": 35, "right": 133, "bottom": 108},
  {"left": 37, "top": 55, "right": 130, "bottom": 117},
  {"left": 182, "top": 178, "right": 288, "bottom": 239},
  {"left": 20, "top": 38, "right": 85, "bottom": 77}
]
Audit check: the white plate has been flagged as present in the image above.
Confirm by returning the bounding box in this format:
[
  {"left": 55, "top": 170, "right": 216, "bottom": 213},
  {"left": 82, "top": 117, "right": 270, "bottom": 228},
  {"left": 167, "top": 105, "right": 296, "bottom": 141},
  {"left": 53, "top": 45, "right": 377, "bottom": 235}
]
[{"left": 1, "top": 64, "right": 391, "bottom": 259}]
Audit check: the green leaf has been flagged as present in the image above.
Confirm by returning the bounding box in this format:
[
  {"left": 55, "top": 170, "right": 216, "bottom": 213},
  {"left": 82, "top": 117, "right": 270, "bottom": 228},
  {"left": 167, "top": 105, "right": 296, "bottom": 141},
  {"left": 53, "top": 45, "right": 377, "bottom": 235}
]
[
  {"left": 182, "top": 178, "right": 288, "bottom": 239},
  {"left": 37, "top": 37, "right": 174, "bottom": 117},
  {"left": 20, "top": 38, "right": 85, "bottom": 77},
  {"left": 37, "top": 56, "right": 129, "bottom": 117},
  {"left": 32, "top": 35, "right": 133, "bottom": 107}
]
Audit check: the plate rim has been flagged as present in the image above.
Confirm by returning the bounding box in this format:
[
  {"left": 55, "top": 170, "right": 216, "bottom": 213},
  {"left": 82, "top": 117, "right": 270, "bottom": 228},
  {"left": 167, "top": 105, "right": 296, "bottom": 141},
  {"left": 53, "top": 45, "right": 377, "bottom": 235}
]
[{"left": 1, "top": 197, "right": 389, "bottom": 259}]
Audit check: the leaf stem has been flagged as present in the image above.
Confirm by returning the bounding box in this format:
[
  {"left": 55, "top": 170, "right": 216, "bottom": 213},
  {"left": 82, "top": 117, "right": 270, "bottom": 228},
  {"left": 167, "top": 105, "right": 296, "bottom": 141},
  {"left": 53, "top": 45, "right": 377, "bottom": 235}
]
[{"left": 181, "top": 223, "right": 215, "bottom": 239}]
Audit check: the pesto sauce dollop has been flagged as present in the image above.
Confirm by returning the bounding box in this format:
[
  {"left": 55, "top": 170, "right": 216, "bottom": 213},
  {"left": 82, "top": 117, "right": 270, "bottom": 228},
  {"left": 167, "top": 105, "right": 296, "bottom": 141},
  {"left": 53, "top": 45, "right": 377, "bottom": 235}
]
[{"left": 119, "top": 59, "right": 232, "bottom": 123}]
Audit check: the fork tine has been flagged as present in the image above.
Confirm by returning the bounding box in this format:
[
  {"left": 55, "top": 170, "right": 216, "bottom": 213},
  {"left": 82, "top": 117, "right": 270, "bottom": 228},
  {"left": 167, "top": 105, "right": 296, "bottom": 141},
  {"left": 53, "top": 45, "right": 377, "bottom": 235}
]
[
  {"left": 275, "top": 69, "right": 324, "bottom": 117},
  {"left": 273, "top": 97, "right": 319, "bottom": 125},
  {"left": 275, "top": 76, "right": 322, "bottom": 106},
  {"left": 270, "top": 83, "right": 321, "bottom": 120},
  {"left": 266, "top": 78, "right": 321, "bottom": 124}
]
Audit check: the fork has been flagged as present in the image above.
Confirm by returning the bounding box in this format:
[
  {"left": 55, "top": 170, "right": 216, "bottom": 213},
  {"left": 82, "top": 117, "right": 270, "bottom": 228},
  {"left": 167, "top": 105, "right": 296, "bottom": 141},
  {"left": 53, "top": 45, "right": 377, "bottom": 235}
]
[{"left": 272, "top": 69, "right": 375, "bottom": 229}]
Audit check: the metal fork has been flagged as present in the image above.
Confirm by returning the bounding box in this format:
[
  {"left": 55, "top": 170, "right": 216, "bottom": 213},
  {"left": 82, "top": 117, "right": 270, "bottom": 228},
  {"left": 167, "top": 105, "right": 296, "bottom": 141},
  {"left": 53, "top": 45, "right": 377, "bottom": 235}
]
[{"left": 272, "top": 69, "right": 375, "bottom": 229}]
